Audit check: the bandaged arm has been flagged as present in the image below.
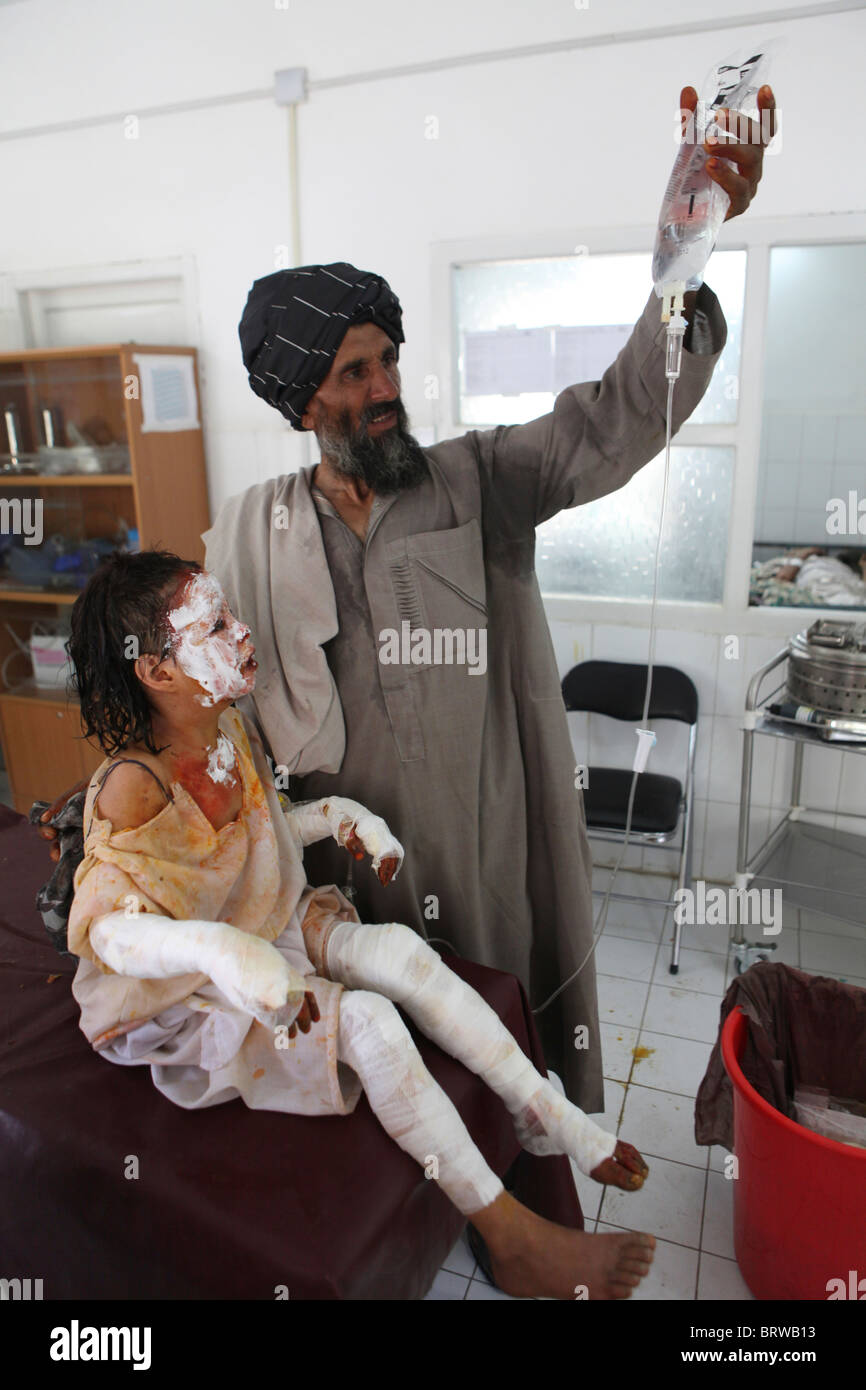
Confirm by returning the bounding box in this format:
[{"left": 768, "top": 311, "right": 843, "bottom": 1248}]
[
  {"left": 287, "top": 795, "right": 404, "bottom": 877},
  {"left": 90, "top": 911, "right": 308, "bottom": 1030}
]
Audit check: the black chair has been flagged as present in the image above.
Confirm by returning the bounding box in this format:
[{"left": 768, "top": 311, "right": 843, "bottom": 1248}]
[{"left": 562, "top": 660, "right": 699, "bottom": 973}]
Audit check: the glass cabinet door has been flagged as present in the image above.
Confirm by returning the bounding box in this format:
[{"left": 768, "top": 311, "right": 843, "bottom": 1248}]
[{"left": 0, "top": 354, "right": 131, "bottom": 476}]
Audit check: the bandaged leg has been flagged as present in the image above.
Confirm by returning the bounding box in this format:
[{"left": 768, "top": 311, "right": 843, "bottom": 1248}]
[
  {"left": 336, "top": 988, "right": 504, "bottom": 1216},
  {"left": 326, "top": 922, "right": 616, "bottom": 1177}
]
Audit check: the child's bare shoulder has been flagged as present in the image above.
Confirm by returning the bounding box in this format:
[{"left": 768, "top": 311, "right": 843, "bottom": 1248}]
[{"left": 94, "top": 758, "right": 171, "bottom": 832}]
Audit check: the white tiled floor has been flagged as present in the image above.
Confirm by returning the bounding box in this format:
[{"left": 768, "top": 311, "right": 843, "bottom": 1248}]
[{"left": 423, "top": 866, "right": 866, "bottom": 1301}]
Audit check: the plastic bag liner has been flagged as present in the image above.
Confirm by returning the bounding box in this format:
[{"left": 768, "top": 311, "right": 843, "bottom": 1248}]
[
  {"left": 695, "top": 962, "right": 866, "bottom": 1151},
  {"left": 793, "top": 1085, "right": 866, "bottom": 1149}
]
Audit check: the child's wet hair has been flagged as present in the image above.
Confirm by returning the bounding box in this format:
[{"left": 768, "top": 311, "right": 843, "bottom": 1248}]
[{"left": 68, "top": 550, "right": 201, "bottom": 755}]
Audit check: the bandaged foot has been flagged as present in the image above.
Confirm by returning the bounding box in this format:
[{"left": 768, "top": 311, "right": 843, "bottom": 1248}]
[
  {"left": 90, "top": 910, "right": 308, "bottom": 1030},
  {"left": 513, "top": 1083, "right": 648, "bottom": 1186},
  {"left": 589, "top": 1140, "right": 649, "bottom": 1191},
  {"left": 324, "top": 920, "right": 635, "bottom": 1180}
]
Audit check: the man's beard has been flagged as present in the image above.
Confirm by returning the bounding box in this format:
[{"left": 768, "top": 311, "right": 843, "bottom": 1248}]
[{"left": 314, "top": 397, "right": 429, "bottom": 493}]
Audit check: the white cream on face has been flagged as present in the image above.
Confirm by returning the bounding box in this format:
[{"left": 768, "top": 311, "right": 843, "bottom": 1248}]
[{"left": 167, "top": 571, "right": 254, "bottom": 707}]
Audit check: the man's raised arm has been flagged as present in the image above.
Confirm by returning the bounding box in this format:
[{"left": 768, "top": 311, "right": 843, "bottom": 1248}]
[{"left": 473, "top": 77, "right": 779, "bottom": 530}]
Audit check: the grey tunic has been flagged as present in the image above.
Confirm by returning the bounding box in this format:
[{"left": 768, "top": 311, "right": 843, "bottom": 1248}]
[{"left": 206, "top": 284, "right": 726, "bottom": 1111}]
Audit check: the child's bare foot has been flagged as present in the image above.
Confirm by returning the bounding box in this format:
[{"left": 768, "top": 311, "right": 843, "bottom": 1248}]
[
  {"left": 591, "top": 1139, "right": 649, "bottom": 1191},
  {"left": 472, "top": 1190, "right": 655, "bottom": 1300}
]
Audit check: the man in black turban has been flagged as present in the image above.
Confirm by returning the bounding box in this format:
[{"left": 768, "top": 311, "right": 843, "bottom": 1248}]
[{"left": 238, "top": 261, "right": 429, "bottom": 497}]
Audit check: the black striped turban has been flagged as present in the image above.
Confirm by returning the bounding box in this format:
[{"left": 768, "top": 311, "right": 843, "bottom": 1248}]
[{"left": 238, "top": 261, "right": 405, "bottom": 431}]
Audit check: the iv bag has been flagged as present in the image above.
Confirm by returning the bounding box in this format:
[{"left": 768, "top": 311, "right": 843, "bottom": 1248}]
[{"left": 652, "top": 40, "right": 780, "bottom": 299}]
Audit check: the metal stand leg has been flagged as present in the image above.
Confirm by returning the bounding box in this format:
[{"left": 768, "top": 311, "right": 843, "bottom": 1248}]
[
  {"left": 669, "top": 784, "right": 694, "bottom": 975},
  {"left": 732, "top": 715, "right": 780, "bottom": 975},
  {"left": 734, "top": 723, "right": 754, "bottom": 940},
  {"left": 732, "top": 648, "right": 791, "bottom": 975},
  {"left": 790, "top": 740, "right": 804, "bottom": 816}
]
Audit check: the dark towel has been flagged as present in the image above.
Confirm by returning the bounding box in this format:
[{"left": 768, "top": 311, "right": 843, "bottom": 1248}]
[
  {"left": 695, "top": 961, "right": 866, "bottom": 1150},
  {"left": 27, "top": 793, "right": 86, "bottom": 955}
]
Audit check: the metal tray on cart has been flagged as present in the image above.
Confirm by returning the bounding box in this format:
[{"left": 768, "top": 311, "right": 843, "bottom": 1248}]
[{"left": 735, "top": 648, "right": 866, "bottom": 961}]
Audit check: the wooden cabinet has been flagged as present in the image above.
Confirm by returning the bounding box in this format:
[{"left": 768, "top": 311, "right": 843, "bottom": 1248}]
[
  {"left": 0, "top": 343, "right": 210, "bottom": 812},
  {"left": 0, "top": 691, "right": 102, "bottom": 811}
]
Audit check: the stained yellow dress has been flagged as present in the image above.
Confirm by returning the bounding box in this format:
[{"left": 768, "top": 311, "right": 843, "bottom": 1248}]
[{"left": 68, "top": 706, "right": 362, "bottom": 1116}]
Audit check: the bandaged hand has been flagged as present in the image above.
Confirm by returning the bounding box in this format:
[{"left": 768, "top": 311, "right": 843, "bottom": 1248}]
[
  {"left": 90, "top": 910, "right": 308, "bottom": 1030},
  {"left": 288, "top": 795, "right": 403, "bottom": 885},
  {"left": 208, "top": 933, "right": 309, "bottom": 1030}
]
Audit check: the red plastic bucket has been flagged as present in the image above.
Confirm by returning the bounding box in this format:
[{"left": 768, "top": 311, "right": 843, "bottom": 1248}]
[{"left": 721, "top": 1006, "right": 866, "bottom": 1300}]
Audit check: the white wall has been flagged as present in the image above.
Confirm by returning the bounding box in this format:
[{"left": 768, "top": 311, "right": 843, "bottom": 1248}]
[{"left": 2, "top": 0, "right": 865, "bottom": 883}]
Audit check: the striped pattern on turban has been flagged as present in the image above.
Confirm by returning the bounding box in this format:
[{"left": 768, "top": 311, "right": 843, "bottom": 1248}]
[{"left": 238, "top": 262, "right": 405, "bottom": 431}]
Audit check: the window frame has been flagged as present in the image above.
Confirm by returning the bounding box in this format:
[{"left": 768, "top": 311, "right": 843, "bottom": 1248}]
[
  {"left": 6, "top": 255, "right": 199, "bottom": 350},
  {"left": 431, "top": 211, "right": 866, "bottom": 638}
]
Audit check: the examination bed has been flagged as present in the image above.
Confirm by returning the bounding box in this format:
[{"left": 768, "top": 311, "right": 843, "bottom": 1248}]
[{"left": 0, "top": 802, "right": 581, "bottom": 1299}]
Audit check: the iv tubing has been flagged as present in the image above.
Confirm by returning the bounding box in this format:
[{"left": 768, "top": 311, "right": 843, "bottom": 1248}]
[{"left": 533, "top": 309, "right": 683, "bottom": 1017}]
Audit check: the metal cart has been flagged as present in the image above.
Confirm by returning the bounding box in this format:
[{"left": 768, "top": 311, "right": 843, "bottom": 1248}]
[{"left": 733, "top": 647, "right": 866, "bottom": 973}]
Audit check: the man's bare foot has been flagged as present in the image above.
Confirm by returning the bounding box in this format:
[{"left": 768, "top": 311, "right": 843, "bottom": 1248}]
[
  {"left": 471, "top": 1190, "right": 655, "bottom": 1300},
  {"left": 591, "top": 1139, "right": 649, "bottom": 1191}
]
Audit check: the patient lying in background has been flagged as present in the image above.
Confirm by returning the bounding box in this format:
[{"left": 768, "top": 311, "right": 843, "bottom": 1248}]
[
  {"left": 64, "top": 549, "right": 655, "bottom": 1300},
  {"left": 752, "top": 547, "right": 866, "bottom": 608}
]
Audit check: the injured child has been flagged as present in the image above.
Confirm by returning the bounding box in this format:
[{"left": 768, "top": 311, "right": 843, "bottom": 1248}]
[{"left": 65, "top": 550, "right": 655, "bottom": 1300}]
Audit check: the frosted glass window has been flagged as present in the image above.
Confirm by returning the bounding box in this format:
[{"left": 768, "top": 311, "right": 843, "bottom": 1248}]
[
  {"left": 454, "top": 251, "right": 745, "bottom": 426},
  {"left": 535, "top": 446, "right": 734, "bottom": 602}
]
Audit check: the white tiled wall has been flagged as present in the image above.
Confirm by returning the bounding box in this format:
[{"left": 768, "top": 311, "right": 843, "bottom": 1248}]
[
  {"left": 755, "top": 409, "right": 866, "bottom": 545},
  {"left": 548, "top": 617, "right": 866, "bottom": 884}
]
